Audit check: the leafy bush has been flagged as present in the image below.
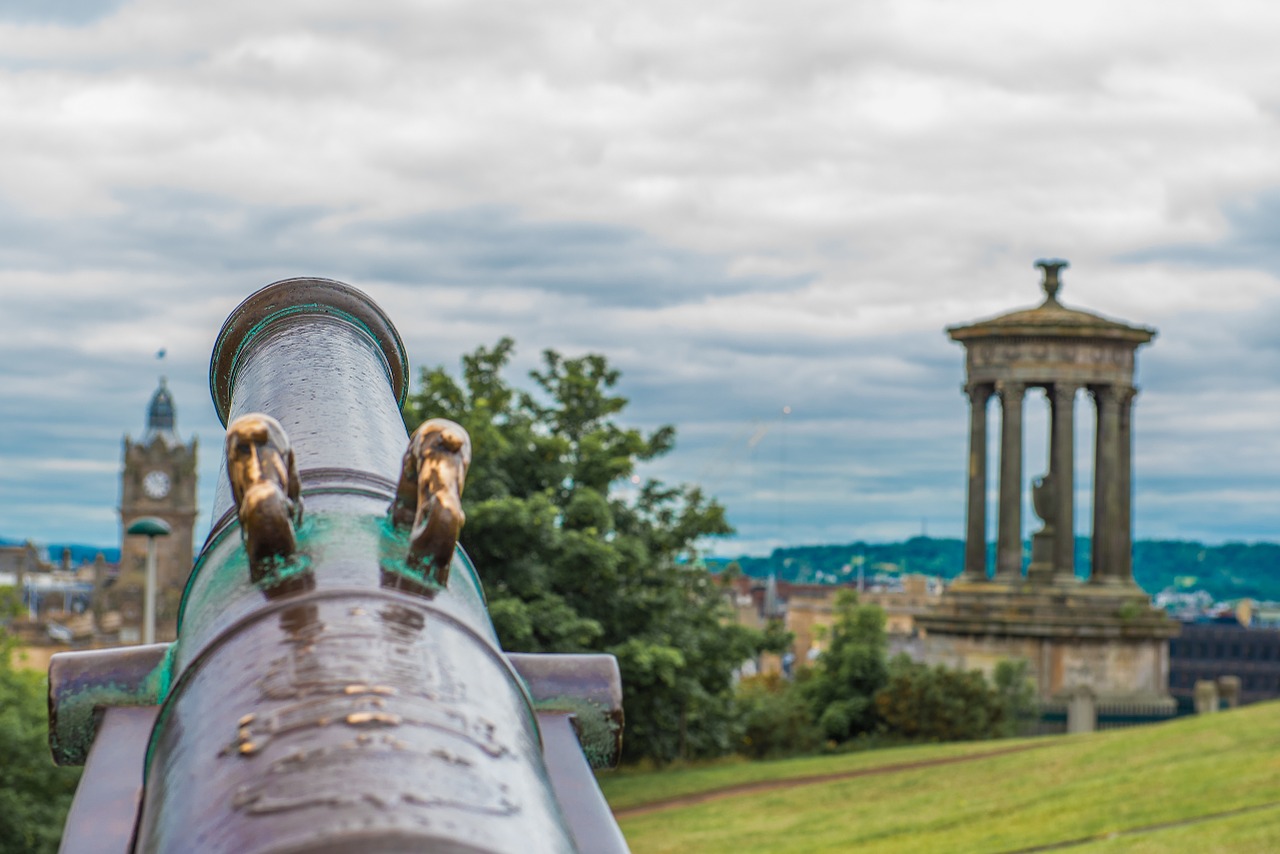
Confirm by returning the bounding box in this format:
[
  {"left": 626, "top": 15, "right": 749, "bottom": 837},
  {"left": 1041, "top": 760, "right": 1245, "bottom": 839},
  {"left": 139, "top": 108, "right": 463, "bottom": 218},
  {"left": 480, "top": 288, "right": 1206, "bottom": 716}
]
[
  {"left": 735, "top": 673, "right": 822, "bottom": 759},
  {"left": 875, "top": 655, "right": 1033, "bottom": 741},
  {"left": 992, "top": 659, "right": 1037, "bottom": 736}
]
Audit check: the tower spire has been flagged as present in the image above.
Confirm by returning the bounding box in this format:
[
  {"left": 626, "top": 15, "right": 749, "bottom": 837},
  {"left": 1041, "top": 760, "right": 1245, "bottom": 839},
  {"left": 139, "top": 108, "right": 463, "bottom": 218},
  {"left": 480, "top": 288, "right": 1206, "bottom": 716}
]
[{"left": 145, "top": 376, "right": 179, "bottom": 445}]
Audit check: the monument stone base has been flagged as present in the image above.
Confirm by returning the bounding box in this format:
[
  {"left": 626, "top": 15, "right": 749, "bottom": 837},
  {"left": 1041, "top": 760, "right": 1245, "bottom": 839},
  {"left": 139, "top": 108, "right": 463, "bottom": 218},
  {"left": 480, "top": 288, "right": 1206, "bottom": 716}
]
[{"left": 916, "top": 580, "right": 1179, "bottom": 710}]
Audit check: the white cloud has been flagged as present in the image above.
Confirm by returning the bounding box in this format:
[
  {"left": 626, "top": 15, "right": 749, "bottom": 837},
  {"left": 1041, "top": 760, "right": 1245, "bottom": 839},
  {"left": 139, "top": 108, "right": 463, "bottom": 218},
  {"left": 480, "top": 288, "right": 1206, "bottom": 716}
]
[{"left": 3, "top": 1, "right": 1280, "bottom": 552}]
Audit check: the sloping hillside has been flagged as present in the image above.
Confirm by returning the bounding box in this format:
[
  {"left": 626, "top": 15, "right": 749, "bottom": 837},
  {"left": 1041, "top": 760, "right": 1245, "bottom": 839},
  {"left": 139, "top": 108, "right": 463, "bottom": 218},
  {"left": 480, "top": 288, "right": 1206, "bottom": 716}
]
[{"left": 603, "top": 702, "right": 1280, "bottom": 852}]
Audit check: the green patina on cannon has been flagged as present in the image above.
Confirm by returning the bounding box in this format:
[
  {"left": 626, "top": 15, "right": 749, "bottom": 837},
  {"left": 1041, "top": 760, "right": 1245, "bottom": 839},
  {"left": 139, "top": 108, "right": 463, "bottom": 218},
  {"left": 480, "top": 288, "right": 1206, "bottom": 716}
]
[{"left": 49, "top": 279, "right": 628, "bottom": 854}]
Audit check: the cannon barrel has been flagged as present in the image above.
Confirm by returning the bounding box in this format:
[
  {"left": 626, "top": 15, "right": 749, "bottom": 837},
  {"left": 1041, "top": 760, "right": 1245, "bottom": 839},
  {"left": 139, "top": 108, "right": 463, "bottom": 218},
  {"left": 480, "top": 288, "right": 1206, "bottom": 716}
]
[{"left": 49, "top": 279, "right": 627, "bottom": 854}]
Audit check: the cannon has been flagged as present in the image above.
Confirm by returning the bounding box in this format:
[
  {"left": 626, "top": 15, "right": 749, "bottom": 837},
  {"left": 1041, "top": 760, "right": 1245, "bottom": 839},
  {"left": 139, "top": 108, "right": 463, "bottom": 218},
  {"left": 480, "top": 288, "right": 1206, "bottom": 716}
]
[{"left": 48, "top": 279, "right": 629, "bottom": 853}]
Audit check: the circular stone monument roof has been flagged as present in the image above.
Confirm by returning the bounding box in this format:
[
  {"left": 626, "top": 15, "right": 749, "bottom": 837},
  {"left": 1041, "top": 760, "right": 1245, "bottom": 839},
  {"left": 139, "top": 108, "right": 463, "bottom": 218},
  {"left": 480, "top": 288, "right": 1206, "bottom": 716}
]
[{"left": 947, "top": 259, "right": 1155, "bottom": 345}]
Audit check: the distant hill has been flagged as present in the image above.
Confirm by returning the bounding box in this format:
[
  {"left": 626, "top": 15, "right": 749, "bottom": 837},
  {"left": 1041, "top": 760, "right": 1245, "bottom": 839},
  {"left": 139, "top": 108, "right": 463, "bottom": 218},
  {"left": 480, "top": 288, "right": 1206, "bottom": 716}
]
[
  {"left": 707, "top": 537, "right": 967, "bottom": 586},
  {"left": 707, "top": 536, "right": 1280, "bottom": 603}
]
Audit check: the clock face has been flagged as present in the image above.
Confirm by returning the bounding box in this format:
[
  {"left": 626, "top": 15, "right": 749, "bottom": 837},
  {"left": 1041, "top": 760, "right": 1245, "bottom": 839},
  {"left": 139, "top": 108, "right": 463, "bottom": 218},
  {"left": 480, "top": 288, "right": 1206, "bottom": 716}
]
[{"left": 143, "top": 470, "right": 171, "bottom": 499}]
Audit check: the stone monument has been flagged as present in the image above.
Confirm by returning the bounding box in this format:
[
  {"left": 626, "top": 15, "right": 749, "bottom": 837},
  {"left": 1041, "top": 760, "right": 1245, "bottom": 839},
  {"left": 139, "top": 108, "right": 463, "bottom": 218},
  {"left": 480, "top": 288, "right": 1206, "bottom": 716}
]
[{"left": 917, "top": 260, "right": 1178, "bottom": 722}]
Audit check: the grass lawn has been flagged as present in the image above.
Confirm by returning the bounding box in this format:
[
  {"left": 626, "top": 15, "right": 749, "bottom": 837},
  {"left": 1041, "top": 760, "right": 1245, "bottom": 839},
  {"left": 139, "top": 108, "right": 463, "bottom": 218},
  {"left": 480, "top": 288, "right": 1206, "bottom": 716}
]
[
  {"left": 601, "top": 701, "right": 1280, "bottom": 853},
  {"left": 599, "top": 738, "right": 1040, "bottom": 812}
]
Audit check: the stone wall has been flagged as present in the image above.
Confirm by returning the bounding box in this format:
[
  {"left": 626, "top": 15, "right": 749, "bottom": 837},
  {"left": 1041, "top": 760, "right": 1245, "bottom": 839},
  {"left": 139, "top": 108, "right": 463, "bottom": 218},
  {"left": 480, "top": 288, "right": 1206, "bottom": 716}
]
[{"left": 922, "top": 629, "right": 1170, "bottom": 704}]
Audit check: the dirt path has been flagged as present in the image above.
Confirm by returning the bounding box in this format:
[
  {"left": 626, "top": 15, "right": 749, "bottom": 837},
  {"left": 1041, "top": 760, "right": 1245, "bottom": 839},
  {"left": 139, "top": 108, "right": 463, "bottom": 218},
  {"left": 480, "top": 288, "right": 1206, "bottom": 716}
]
[{"left": 612, "top": 742, "right": 1052, "bottom": 819}]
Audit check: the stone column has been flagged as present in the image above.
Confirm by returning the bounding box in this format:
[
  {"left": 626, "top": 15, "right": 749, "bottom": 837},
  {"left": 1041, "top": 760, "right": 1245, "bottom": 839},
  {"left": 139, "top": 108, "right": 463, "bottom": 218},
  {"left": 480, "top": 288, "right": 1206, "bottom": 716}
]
[
  {"left": 963, "top": 383, "right": 993, "bottom": 581},
  {"left": 1051, "top": 383, "right": 1077, "bottom": 583},
  {"left": 1091, "top": 385, "right": 1122, "bottom": 585},
  {"left": 996, "top": 380, "right": 1025, "bottom": 581},
  {"left": 1117, "top": 386, "right": 1137, "bottom": 584}
]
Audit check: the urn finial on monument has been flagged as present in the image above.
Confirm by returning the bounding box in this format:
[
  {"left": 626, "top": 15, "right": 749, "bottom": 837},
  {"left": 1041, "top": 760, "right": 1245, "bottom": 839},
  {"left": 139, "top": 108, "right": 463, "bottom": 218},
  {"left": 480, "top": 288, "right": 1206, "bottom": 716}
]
[{"left": 1035, "top": 258, "right": 1068, "bottom": 305}]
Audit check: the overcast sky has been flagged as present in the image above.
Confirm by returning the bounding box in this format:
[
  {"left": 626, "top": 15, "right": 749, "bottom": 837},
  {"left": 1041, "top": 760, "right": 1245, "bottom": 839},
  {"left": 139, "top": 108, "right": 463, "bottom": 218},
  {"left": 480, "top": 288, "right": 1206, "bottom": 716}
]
[{"left": 3, "top": 1, "right": 1279, "bottom": 559}]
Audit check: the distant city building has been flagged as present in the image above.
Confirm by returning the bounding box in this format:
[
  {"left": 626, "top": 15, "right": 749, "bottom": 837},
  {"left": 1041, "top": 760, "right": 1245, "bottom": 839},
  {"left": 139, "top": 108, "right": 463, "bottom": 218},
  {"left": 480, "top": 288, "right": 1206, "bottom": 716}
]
[
  {"left": 1153, "top": 588, "right": 1215, "bottom": 622},
  {"left": 1169, "top": 619, "right": 1280, "bottom": 707},
  {"left": 116, "top": 378, "right": 199, "bottom": 642},
  {"left": 0, "top": 541, "right": 45, "bottom": 599},
  {"left": 726, "top": 572, "right": 943, "bottom": 672},
  {"left": 2, "top": 379, "right": 201, "bottom": 661},
  {"left": 0, "top": 543, "right": 107, "bottom": 668}
]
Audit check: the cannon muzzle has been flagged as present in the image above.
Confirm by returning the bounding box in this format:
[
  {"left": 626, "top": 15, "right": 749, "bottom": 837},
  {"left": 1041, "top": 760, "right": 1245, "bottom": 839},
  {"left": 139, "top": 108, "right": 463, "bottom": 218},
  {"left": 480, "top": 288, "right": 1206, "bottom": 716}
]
[{"left": 49, "top": 279, "right": 627, "bottom": 854}]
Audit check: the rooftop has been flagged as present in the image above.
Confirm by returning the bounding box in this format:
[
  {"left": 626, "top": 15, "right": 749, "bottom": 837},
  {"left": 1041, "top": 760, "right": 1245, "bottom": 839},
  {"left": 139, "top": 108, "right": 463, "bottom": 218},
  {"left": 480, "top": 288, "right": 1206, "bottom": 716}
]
[{"left": 948, "top": 259, "right": 1156, "bottom": 345}]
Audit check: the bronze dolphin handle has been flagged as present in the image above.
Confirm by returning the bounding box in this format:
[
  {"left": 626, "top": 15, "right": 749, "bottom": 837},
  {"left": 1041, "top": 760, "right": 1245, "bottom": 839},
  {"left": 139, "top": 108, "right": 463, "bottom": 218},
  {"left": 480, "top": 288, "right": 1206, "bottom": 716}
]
[{"left": 390, "top": 419, "right": 471, "bottom": 585}]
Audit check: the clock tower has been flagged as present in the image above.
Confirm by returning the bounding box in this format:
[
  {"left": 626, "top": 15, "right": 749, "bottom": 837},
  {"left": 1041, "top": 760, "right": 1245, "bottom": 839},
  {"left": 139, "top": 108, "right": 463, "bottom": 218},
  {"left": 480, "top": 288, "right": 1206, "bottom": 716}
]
[{"left": 119, "top": 377, "right": 198, "bottom": 640}]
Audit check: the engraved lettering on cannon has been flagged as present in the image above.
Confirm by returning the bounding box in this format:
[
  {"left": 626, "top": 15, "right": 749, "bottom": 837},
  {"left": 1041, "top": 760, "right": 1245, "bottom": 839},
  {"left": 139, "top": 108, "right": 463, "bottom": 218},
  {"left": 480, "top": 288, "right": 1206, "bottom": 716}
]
[
  {"left": 232, "top": 745, "right": 520, "bottom": 817},
  {"left": 230, "top": 600, "right": 512, "bottom": 766},
  {"left": 257, "top": 610, "right": 466, "bottom": 704},
  {"left": 228, "top": 694, "right": 512, "bottom": 760}
]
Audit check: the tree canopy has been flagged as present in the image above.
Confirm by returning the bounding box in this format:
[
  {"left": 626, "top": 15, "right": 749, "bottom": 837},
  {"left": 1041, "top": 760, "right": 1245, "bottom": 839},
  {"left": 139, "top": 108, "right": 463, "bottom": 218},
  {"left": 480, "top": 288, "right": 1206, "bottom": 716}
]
[
  {"left": 0, "top": 628, "right": 81, "bottom": 853},
  {"left": 801, "top": 589, "right": 889, "bottom": 741},
  {"left": 403, "top": 339, "right": 763, "bottom": 763}
]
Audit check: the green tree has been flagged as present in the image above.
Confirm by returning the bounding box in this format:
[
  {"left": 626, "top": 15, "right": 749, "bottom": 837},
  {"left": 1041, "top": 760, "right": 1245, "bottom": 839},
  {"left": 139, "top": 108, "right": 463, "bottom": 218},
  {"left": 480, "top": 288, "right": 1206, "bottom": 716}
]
[
  {"left": 403, "top": 340, "right": 762, "bottom": 763},
  {"left": 0, "top": 627, "right": 81, "bottom": 853},
  {"left": 802, "top": 590, "right": 888, "bottom": 742},
  {"left": 758, "top": 617, "right": 794, "bottom": 656}
]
